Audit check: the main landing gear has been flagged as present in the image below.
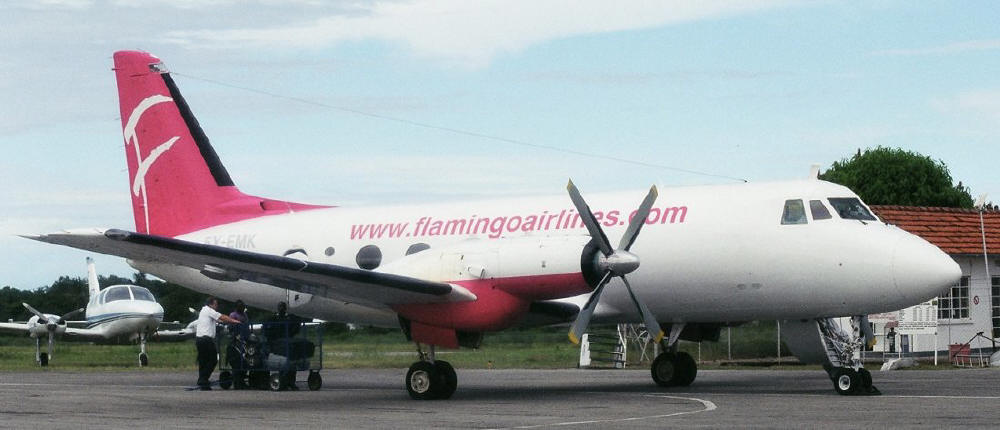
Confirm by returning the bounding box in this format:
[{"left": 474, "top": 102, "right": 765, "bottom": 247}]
[
  {"left": 405, "top": 343, "right": 457, "bottom": 400},
  {"left": 649, "top": 324, "right": 697, "bottom": 387}
]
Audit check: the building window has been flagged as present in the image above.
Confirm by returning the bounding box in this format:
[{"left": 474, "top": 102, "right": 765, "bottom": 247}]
[
  {"left": 938, "top": 275, "right": 970, "bottom": 320},
  {"left": 992, "top": 276, "right": 999, "bottom": 338}
]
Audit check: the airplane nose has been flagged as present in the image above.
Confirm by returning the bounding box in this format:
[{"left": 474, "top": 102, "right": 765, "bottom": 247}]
[{"left": 892, "top": 233, "right": 961, "bottom": 303}]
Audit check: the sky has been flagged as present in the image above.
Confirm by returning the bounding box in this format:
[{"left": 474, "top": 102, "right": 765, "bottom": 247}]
[{"left": 1, "top": 0, "right": 998, "bottom": 289}]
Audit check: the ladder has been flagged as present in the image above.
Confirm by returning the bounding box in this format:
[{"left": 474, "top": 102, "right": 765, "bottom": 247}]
[{"left": 579, "top": 326, "right": 627, "bottom": 368}]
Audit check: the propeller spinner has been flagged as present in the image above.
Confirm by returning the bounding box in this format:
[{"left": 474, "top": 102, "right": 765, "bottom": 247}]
[{"left": 566, "top": 180, "right": 665, "bottom": 345}]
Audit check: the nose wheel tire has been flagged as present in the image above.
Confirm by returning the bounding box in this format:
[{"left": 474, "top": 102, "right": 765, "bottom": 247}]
[
  {"left": 651, "top": 351, "right": 697, "bottom": 387},
  {"left": 833, "top": 368, "right": 861, "bottom": 395},
  {"left": 39, "top": 352, "right": 49, "bottom": 367},
  {"left": 139, "top": 352, "right": 148, "bottom": 367},
  {"left": 831, "top": 367, "right": 880, "bottom": 396}
]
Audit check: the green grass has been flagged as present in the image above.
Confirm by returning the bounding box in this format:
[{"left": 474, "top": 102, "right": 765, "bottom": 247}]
[{"left": 2, "top": 322, "right": 964, "bottom": 372}]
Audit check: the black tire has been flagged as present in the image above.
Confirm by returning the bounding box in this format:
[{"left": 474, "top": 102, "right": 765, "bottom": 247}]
[
  {"left": 406, "top": 361, "right": 439, "bottom": 400},
  {"left": 39, "top": 352, "right": 49, "bottom": 367},
  {"left": 250, "top": 371, "right": 268, "bottom": 390},
  {"left": 859, "top": 368, "right": 872, "bottom": 389},
  {"left": 673, "top": 351, "right": 698, "bottom": 387},
  {"left": 307, "top": 371, "right": 322, "bottom": 391},
  {"left": 650, "top": 352, "right": 676, "bottom": 387},
  {"left": 433, "top": 361, "right": 458, "bottom": 399},
  {"left": 219, "top": 371, "right": 232, "bottom": 390},
  {"left": 832, "top": 368, "right": 860, "bottom": 395},
  {"left": 269, "top": 372, "right": 282, "bottom": 391},
  {"left": 139, "top": 353, "right": 149, "bottom": 367}
]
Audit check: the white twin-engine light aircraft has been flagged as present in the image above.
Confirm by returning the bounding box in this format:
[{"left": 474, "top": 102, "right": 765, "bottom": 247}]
[
  {"left": 0, "top": 258, "right": 193, "bottom": 366},
  {"left": 28, "top": 51, "right": 960, "bottom": 398}
]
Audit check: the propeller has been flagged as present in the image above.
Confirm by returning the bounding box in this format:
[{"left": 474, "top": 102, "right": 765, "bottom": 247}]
[
  {"left": 566, "top": 180, "right": 665, "bottom": 345},
  {"left": 23, "top": 303, "right": 83, "bottom": 329}
]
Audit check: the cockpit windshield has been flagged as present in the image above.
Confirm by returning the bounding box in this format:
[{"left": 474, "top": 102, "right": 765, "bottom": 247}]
[
  {"left": 104, "top": 286, "right": 132, "bottom": 302},
  {"left": 130, "top": 286, "right": 156, "bottom": 302},
  {"left": 828, "top": 197, "right": 877, "bottom": 221},
  {"left": 781, "top": 199, "right": 808, "bottom": 225}
]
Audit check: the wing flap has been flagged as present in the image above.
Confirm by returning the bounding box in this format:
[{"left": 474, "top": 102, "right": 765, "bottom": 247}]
[{"left": 25, "top": 229, "right": 476, "bottom": 306}]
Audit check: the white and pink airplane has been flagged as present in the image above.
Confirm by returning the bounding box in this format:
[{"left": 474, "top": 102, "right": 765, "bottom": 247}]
[{"left": 28, "top": 51, "right": 960, "bottom": 399}]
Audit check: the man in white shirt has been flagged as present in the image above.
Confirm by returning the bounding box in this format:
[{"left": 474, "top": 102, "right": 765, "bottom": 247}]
[{"left": 196, "top": 296, "right": 242, "bottom": 390}]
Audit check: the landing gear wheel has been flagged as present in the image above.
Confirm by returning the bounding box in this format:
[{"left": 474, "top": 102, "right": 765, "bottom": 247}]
[
  {"left": 139, "top": 352, "right": 148, "bottom": 367},
  {"left": 39, "top": 352, "right": 49, "bottom": 367},
  {"left": 673, "top": 351, "right": 698, "bottom": 386},
  {"left": 406, "top": 361, "right": 440, "bottom": 400},
  {"left": 433, "top": 360, "right": 458, "bottom": 399},
  {"left": 219, "top": 371, "right": 232, "bottom": 390},
  {"left": 307, "top": 371, "right": 322, "bottom": 391},
  {"left": 832, "top": 368, "right": 860, "bottom": 395},
  {"left": 651, "top": 352, "right": 677, "bottom": 387},
  {"left": 269, "top": 372, "right": 282, "bottom": 391}
]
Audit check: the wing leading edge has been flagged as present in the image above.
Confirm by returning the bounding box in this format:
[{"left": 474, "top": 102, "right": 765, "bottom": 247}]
[{"left": 24, "top": 229, "right": 477, "bottom": 308}]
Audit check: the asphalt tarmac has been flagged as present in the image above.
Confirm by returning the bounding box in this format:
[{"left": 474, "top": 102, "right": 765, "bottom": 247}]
[{"left": 0, "top": 367, "right": 997, "bottom": 429}]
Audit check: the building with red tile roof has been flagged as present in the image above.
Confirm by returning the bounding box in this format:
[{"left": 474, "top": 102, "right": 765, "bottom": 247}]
[{"left": 870, "top": 206, "right": 1000, "bottom": 255}]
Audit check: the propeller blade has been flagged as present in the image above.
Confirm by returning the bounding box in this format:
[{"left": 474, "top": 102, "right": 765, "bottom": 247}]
[
  {"left": 568, "top": 271, "right": 614, "bottom": 344},
  {"left": 60, "top": 308, "right": 84, "bottom": 323},
  {"left": 566, "top": 180, "right": 613, "bottom": 256},
  {"left": 22, "top": 303, "right": 48, "bottom": 324},
  {"left": 620, "top": 276, "right": 664, "bottom": 343},
  {"left": 619, "top": 185, "right": 658, "bottom": 251},
  {"left": 48, "top": 333, "right": 55, "bottom": 359}
]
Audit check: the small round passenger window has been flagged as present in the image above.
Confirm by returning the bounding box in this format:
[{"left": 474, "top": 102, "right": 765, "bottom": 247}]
[
  {"left": 324, "top": 247, "right": 335, "bottom": 257},
  {"left": 356, "top": 245, "right": 382, "bottom": 270},
  {"left": 406, "top": 243, "right": 430, "bottom": 255}
]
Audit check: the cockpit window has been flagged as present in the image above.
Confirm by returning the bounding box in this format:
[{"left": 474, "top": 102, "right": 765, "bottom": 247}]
[
  {"left": 130, "top": 286, "right": 156, "bottom": 302},
  {"left": 104, "top": 286, "right": 132, "bottom": 302},
  {"left": 828, "top": 197, "right": 877, "bottom": 221},
  {"left": 809, "top": 200, "right": 832, "bottom": 220},
  {"left": 781, "top": 199, "right": 808, "bottom": 225}
]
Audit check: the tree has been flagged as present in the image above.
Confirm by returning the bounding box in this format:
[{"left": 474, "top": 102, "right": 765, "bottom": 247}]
[{"left": 820, "top": 147, "right": 974, "bottom": 208}]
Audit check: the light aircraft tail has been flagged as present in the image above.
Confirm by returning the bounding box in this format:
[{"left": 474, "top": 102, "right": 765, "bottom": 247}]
[
  {"left": 86, "top": 257, "right": 100, "bottom": 299},
  {"left": 113, "top": 51, "right": 325, "bottom": 237}
]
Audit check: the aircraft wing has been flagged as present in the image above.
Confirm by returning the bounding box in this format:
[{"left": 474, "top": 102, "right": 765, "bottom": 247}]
[
  {"left": 0, "top": 322, "right": 32, "bottom": 335},
  {"left": 0, "top": 322, "right": 105, "bottom": 340},
  {"left": 25, "top": 229, "right": 477, "bottom": 308},
  {"left": 62, "top": 327, "right": 108, "bottom": 340}
]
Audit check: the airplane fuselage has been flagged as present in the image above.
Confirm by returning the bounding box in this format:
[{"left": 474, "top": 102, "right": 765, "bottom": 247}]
[{"left": 132, "top": 179, "right": 956, "bottom": 330}]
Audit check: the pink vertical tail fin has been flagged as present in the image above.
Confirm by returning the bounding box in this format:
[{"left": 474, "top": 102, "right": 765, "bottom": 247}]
[{"left": 113, "top": 51, "right": 325, "bottom": 237}]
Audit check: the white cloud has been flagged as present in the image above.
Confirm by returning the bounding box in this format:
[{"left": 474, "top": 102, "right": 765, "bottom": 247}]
[
  {"left": 932, "top": 89, "right": 1000, "bottom": 130},
  {"left": 165, "top": 0, "right": 801, "bottom": 67},
  {"left": 872, "top": 39, "right": 1000, "bottom": 56}
]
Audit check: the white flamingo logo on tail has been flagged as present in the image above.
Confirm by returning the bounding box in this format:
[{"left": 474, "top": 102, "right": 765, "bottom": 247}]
[{"left": 123, "top": 94, "right": 179, "bottom": 232}]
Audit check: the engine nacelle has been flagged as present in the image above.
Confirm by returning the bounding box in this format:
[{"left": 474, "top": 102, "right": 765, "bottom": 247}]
[
  {"left": 384, "top": 235, "right": 597, "bottom": 335},
  {"left": 381, "top": 235, "right": 596, "bottom": 301}
]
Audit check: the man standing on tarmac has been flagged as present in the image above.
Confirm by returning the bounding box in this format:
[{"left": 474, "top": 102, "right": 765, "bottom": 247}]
[{"left": 196, "top": 297, "right": 242, "bottom": 390}]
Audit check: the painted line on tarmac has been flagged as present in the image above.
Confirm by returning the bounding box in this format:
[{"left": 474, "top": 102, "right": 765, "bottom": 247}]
[
  {"left": 887, "top": 395, "right": 1000, "bottom": 400},
  {"left": 489, "top": 394, "right": 717, "bottom": 429}
]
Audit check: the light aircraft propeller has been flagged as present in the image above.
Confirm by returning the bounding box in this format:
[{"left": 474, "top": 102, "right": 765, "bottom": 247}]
[
  {"left": 566, "top": 180, "right": 665, "bottom": 345},
  {"left": 22, "top": 302, "right": 83, "bottom": 363}
]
